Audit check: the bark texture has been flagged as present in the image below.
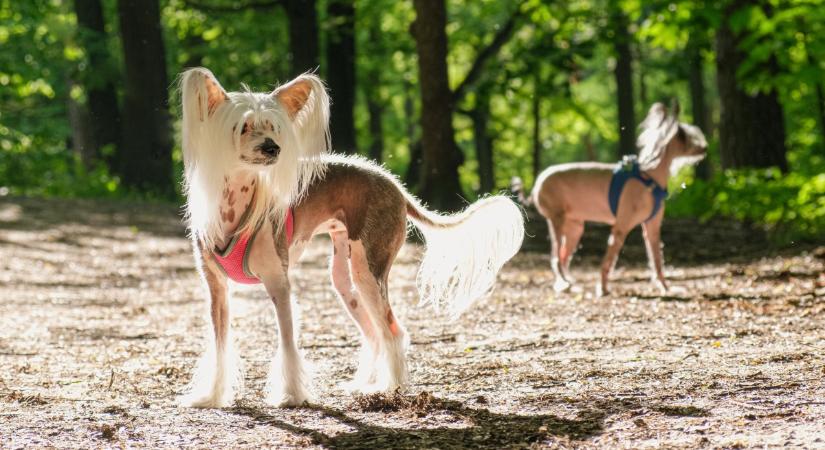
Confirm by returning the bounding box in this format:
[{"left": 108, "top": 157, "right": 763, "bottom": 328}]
[
  {"left": 327, "top": 0, "right": 357, "bottom": 153},
  {"left": 610, "top": 5, "right": 636, "bottom": 158},
  {"left": 411, "top": 0, "right": 465, "bottom": 211},
  {"left": 74, "top": 0, "right": 121, "bottom": 165},
  {"left": 117, "top": 0, "right": 174, "bottom": 195},
  {"left": 285, "top": 0, "right": 320, "bottom": 76},
  {"left": 716, "top": 1, "right": 787, "bottom": 171}
]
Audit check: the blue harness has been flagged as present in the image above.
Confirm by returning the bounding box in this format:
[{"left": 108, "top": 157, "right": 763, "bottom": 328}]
[{"left": 608, "top": 156, "right": 667, "bottom": 222}]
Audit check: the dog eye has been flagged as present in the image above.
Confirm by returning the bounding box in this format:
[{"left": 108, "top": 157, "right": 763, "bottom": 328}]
[{"left": 241, "top": 123, "right": 250, "bottom": 134}]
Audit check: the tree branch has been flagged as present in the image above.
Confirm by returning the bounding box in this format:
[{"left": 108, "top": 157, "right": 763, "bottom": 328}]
[
  {"left": 183, "top": 0, "right": 283, "bottom": 13},
  {"left": 451, "top": 4, "right": 526, "bottom": 104}
]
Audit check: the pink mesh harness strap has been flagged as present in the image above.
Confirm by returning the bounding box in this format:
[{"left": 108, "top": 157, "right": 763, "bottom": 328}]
[{"left": 212, "top": 208, "right": 294, "bottom": 284}]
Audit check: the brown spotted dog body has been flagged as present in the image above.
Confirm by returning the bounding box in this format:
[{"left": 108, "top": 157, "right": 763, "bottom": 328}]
[
  {"left": 517, "top": 103, "right": 707, "bottom": 297},
  {"left": 178, "top": 68, "right": 524, "bottom": 408}
]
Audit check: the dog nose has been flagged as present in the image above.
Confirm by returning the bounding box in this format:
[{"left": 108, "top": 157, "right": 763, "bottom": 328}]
[{"left": 260, "top": 138, "right": 280, "bottom": 157}]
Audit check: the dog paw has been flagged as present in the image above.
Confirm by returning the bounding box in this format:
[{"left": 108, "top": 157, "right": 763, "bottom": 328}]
[
  {"left": 266, "top": 383, "right": 311, "bottom": 408},
  {"left": 269, "top": 391, "right": 309, "bottom": 408},
  {"left": 595, "top": 284, "right": 610, "bottom": 298},
  {"left": 177, "top": 391, "right": 233, "bottom": 409},
  {"left": 553, "top": 278, "right": 571, "bottom": 293}
]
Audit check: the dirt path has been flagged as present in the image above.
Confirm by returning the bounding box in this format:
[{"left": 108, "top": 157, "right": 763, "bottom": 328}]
[{"left": 1, "top": 197, "right": 823, "bottom": 449}]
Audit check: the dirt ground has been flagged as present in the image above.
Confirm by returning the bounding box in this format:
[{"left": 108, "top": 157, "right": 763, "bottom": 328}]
[{"left": 0, "top": 196, "right": 823, "bottom": 449}]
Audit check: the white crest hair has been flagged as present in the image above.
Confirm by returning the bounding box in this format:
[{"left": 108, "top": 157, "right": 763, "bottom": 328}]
[
  {"left": 637, "top": 102, "right": 708, "bottom": 175},
  {"left": 637, "top": 102, "right": 679, "bottom": 171},
  {"left": 179, "top": 68, "right": 330, "bottom": 247}
]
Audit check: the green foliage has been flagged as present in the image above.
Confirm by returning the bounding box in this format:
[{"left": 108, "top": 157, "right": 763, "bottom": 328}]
[
  {"left": 668, "top": 167, "right": 825, "bottom": 242},
  {"left": 0, "top": 0, "right": 823, "bottom": 241}
]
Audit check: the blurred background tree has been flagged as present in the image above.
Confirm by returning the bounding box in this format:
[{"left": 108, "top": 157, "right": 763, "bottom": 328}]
[{"left": 0, "top": 0, "right": 823, "bottom": 240}]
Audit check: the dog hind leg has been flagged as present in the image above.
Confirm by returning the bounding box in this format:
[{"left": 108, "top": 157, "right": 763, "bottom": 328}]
[
  {"left": 560, "top": 219, "right": 584, "bottom": 284},
  {"left": 348, "top": 238, "right": 408, "bottom": 393},
  {"left": 329, "top": 229, "right": 380, "bottom": 391},
  {"left": 547, "top": 215, "right": 572, "bottom": 292}
]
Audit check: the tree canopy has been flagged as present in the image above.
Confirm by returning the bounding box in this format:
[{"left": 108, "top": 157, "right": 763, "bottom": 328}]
[{"left": 0, "top": 0, "right": 823, "bottom": 239}]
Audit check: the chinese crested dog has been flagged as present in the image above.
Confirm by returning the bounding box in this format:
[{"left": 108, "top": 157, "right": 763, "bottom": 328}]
[
  {"left": 177, "top": 68, "right": 524, "bottom": 408},
  {"left": 514, "top": 102, "right": 706, "bottom": 296}
]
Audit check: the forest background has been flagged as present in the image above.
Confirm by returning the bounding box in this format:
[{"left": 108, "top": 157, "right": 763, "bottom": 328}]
[{"left": 1, "top": 0, "right": 823, "bottom": 242}]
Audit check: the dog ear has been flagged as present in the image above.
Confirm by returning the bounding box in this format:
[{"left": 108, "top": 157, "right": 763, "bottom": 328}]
[
  {"left": 272, "top": 73, "right": 331, "bottom": 154},
  {"left": 181, "top": 67, "right": 228, "bottom": 121},
  {"left": 641, "top": 102, "right": 668, "bottom": 130}
]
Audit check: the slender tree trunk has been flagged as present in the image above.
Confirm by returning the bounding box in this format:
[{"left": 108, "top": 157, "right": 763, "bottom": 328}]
[
  {"left": 117, "top": 0, "right": 174, "bottom": 195},
  {"left": 611, "top": 5, "right": 636, "bottom": 158},
  {"left": 583, "top": 133, "right": 597, "bottom": 161},
  {"left": 802, "top": 32, "right": 825, "bottom": 156},
  {"left": 472, "top": 86, "right": 494, "bottom": 194},
  {"left": 636, "top": 42, "right": 648, "bottom": 107},
  {"left": 182, "top": 33, "right": 206, "bottom": 69},
  {"left": 403, "top": 80, "right": 420, "bottom": 187},
  {"left": 365, "top": 23, "right": 384, "bottom": 162},
  {"left": 411, "top": 0, "right": 465, "bottom": 211},
  {"left": 688, "top": 38, "right": 711, "bottom": 179},
  {"left": 367, "top": 92, "right": 384, "bottom": 162},
  {"left": 285, "top": 0, "right": 319, "bottom": 76},
  {"left": 716, "top": 1, "right": 787, "bottom": 172},
  {"left": 532, "top": 83, "right": 542, "bottom": 178},
  {"left": 814, "top": 84, "right": 825, "bottom": 157},
  {"left": 65, "top": 77, "right": 95, "bottom": 165},
  {"left": 326, "top": 0, "right": 356, "bottom": 153},
  {"left": 74, "top": 0, "right": 120, "bottom": 165}
]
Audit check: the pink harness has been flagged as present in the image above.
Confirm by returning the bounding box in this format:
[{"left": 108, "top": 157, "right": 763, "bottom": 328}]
[{"left": 212, "top": 209, "right": 294, "bottom": 284}]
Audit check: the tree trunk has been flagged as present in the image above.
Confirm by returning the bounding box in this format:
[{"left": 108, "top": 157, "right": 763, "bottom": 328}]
[
  {"left": 611, "top": 5, "right": 636, "bottom": 159},
  {"left": 532, "top": 83, "right": 542, "bottom": 178},
  {"left": 802, "top": 32, "right": 825, "bottom": 156},
  {"left": 636, "top": 41, "right": 648, "bottom": 107},
  {"left": 117, "top": 0, "right": 174, "bottom": 195},
  {"left": 366, "top": 85, "right": 384, "bottom": 162},
  {"left": 472, "top": 86, "right": 494, "bottom": 194},
  {"left": 815, "top": 83, "right": 825, "bottom": 157},
  {"left": 65, "top": 77, "right": 95, "bottom": 165},
  {"left": 74, "top": 0, "right": 120, "bottom": 165},
  {"left": 688, "top": 38, "right": 711, "bottom": 179},
  {"left": 411, "top": 0, "right": 465, "bottom": 211},
  {"left": 326, "top": 0, "right": 356, "bottom": 153},
  {"left": 716, "top": 2, "right": 787, "bottom": 172},
  {"left": 285, "top": 0, "right": 319, "bottom": 76},
  {"left": 403, "top": 80, "right": 420, "bottom": 187}
]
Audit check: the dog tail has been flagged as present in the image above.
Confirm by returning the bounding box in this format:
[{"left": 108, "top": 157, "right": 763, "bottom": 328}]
[{"left": 405, "top": 193, "right": 525, "bottom": 318}]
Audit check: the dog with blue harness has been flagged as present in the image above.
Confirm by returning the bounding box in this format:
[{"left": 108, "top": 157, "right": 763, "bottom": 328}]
[
  {"left": 516, "top": 102, "right": 708, "bottom": 296},
  {"left": 609, "top": 155, "right": 668, "bottom": 223}
]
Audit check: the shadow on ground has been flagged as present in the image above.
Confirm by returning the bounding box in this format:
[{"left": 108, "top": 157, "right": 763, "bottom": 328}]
[{"left": 230, "top": 392, "right": 604, "bottom": 449}]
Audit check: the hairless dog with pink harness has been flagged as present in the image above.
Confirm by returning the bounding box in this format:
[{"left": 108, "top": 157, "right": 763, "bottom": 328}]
[
  {"left": 177, "top": 68, "right": 524, "bottom": 409},
  {"left": 514, "top": 102, "right": 707, "bottom": 296}
]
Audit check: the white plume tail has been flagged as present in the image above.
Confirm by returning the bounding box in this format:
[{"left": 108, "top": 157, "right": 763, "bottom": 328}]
[{"left": 406, "top": 195, "right": 525, "bottom": 318}]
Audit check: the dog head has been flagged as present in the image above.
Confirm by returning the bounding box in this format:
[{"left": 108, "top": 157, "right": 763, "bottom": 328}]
[
  {"left": 179, "top": 68, "right": 330, "bottom": 244},
  {"left": 180, "top": 67, "right": 330, "bottom": 170},
  {"left": 637, "top": 101, "right": 707, "bottom": 173}
]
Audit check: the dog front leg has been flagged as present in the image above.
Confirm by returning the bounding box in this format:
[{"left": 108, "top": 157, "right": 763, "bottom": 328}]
[
  {"left": 262, "top": 271, "right": 311, "bottom": 407},
  {"left": 642, "top": 214, "right": 667, "bottom": 293},
  {"left": 179, "top": 247, "right": 241, "bottom": 408}
]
